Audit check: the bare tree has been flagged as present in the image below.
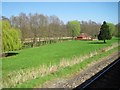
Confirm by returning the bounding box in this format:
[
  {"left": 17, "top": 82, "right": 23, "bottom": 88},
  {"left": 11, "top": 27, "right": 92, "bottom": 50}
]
[
  {"left": 80, "top": 20, "right": 101, "bottom": 38},
  {"left": 9, "top": 13, "right": 73, "bottom": 47}
]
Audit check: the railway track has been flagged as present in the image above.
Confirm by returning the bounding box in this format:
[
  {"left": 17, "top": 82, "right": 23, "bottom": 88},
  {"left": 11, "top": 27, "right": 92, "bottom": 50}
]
[{"left": 74, "top": 57, "right": 120, "bottom": 89}]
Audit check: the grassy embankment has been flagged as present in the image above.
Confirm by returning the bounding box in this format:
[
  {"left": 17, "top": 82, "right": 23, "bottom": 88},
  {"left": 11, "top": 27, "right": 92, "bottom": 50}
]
[{"left": 2, "top": 37, "right": 119, "bottom": 87}]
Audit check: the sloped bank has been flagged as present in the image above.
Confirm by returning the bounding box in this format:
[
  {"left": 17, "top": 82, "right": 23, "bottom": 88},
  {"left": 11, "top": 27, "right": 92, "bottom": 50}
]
[
  {"left": 14, "top": 44, "right": 119, "bottom": 88},
  {"left": 41, "top": 47, "right": 119, "bottom": 88}
]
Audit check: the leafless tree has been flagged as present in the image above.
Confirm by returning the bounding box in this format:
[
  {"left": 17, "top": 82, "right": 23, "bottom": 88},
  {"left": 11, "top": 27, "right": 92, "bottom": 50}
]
[
  {"left": 80, "top": 20, "right": 101, "bottom": 38},
  {"left": 9, "top": 13, "right": 102, "bottom": 47}
]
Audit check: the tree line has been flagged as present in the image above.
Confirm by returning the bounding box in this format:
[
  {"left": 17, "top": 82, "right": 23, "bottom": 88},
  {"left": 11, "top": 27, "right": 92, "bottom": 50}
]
[
  {"left": 80, "top": 20, "right": 101, "bottom": 38},
  {"left": 9, "top": 13, "right": 105, "bottom": 42},
  {"left": 9, "top": 13, "right": 119, "bottom": 38},
  {"left": 1, "top": 13, "right": 119, "bottom": 52},
  {"left": 10, "top": 13, "right": 71, "bottom": 46}
]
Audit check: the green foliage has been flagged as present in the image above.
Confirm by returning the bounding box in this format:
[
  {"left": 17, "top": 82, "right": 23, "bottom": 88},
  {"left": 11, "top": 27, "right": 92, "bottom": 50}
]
[
  {"left": 1, "top": 20, "right": 11, "bottom": 30},
  {"left": 107, "top": 23, "right": 116, "bottom": 36},
  {"left": 2, "top": 37, "right": 117, "bottom": 75},
  {"left": 1, "top": 20, "right": 22, "bottom": 52},
  {"left": 16, "top": 44, "right": 119, "bottom": 88},
  {"left": 98, "top": 21, "right": 112, "bottom": 43},
  {"left": 115, "top": 24, "right": 120, "bottom": 37},
  {"left": 2, "top": 37, "right": 118, "bottom": 87},
  {"left": 67, "top": 20, "right": 80, "bottom": 37}
]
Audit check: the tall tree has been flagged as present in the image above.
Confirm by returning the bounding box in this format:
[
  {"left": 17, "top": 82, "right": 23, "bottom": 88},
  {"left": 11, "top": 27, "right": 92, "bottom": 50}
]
[
  {"left": 67, "top": 20, "right": 80, "bottom": 38},
  {"left": 98, "top": 21, "right": 112, "bottom": 43},
  {"left": 9, "top": 13, "right": 72, "bottom": 47},
  {"left": 115, "top": 23, "right": 120, "bottom": 37},
  {"left": 1, "top": 20, "right": 22, "bottom": 52},
  {"left": 11, "top": 13, "right": 32, "bottom": 42},
  {"left": 107, "top": 23, "right": 116, "bottom": 36}
]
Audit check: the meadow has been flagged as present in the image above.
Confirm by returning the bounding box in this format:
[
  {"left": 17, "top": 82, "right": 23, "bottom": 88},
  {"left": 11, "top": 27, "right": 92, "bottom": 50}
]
[{"left": 2, "top": 37, "right": 119, "bottom": 87}]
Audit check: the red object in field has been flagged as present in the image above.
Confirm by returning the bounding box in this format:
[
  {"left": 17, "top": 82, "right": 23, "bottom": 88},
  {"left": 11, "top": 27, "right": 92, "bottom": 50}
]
[{"left": 75, "top": 33, "right": 92, "bottom": 40}]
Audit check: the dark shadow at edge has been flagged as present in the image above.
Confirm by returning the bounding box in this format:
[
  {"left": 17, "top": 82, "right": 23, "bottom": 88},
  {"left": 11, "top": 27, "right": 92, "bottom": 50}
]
[
  {"left": 73, "top": 57, "right": 120, "bottom": 90},
  {"left": 1, "top": 52, "right": 19, "bottom": 58},
  {"left": 88, "top": 42, "right": 106, "bottom": 44}
]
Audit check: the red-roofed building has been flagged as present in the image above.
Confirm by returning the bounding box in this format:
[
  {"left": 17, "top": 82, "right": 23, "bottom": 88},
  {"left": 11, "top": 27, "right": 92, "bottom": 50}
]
[{"left": 75, "top": 33, "right": 92, "bottom": 40}]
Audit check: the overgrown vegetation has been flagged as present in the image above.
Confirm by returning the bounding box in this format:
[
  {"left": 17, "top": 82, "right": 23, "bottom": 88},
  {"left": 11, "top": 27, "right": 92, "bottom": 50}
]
[{"left": 1, "top": 20, "right": 22, "bottom": 52}]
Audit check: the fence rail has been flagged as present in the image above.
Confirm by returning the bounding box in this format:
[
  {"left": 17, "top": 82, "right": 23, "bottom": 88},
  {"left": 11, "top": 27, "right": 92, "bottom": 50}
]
[{"left": 23, "top": 37, "right": 73, "bottom": 43}]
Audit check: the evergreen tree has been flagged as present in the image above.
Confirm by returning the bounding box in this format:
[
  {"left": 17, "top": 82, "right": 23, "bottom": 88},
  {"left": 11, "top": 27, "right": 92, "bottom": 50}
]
[{"left": 98, "top": 21, "right": 112, "bottom": 43}]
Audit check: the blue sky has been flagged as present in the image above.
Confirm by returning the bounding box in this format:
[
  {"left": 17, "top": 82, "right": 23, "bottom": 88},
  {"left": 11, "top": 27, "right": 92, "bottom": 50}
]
[
  {"left": 2, "top": 0, "right": 120, "bottom": 2},
  {"left": 2, "top": 2, "right": 118, "bottom": 24}
]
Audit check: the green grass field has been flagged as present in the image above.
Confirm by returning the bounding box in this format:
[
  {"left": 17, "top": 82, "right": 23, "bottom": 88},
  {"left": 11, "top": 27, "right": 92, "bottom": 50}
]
[
  {"left": 16, "top": 46, "right": 119, "bottom": 88},
  {"left": 2, "top": 37, "right": 119, "bottom": 87}
]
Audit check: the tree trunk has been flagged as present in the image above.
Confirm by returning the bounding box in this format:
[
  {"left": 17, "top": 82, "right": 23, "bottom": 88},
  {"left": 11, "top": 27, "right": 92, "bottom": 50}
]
[{"left": 104, "top": 40, "right": 106, "bottom": 43}]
